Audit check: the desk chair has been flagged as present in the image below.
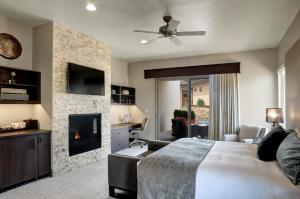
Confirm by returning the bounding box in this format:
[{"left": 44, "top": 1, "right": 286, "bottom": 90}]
[{"left": 129, "top": 118, "right": 148, "bottom": 148}]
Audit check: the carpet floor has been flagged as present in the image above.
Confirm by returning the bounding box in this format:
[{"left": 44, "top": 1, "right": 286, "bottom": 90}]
[
  {"left": 0, "top": 145, "right": 147, "bottom": 199},
  {"left": 0, "top": 160, "right": 110, "bottom": 199}
]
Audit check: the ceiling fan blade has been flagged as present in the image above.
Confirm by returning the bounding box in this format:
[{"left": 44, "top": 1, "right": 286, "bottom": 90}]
[
  {"left": 167, "top": 19, "right": 180, "bottom": 32},
  {"left": 176, "top": 31, "right": 206, "bottom": 36},
  {"left": 133, "top": 30, "right": 160, "bottom": 34},
  {"left": 144, "top": 36, "right": 164, "bottom": 45},
  {"left": 170, "top": 36, "right": 183, "bottom": 46}
]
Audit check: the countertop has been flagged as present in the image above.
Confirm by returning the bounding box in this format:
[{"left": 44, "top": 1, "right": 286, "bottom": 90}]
[
  {"left": 0, "top": 129, "right": 51, "bottom": 138},
  {"left": 111, "top": 123, "right": 140, "bottom": 129}
]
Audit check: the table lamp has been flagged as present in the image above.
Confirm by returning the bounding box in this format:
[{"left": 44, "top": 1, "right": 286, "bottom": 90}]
[{"left": 266, "top": 108, "right": 284, "bottom": 128}]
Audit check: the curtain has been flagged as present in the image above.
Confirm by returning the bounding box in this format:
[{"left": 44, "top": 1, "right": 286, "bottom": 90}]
[{"left": 209, "top": 73, "right": 240, "bottom": 140}]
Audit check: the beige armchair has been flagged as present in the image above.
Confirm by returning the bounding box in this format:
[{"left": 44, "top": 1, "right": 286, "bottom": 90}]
[{"left": 224, "top": 125, "right": 267, "bottom": 143}]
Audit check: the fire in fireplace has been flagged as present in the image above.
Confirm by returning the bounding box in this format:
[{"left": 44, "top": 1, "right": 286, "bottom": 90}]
[
  {"left": 75, "top": 132, "right": 81, "bottom": 140},
  {"left": 69, "top": 113, "right": 101, "bottom": 156}
]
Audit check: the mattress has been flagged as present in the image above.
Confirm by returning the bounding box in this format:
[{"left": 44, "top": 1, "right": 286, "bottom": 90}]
[{"left": 195, "top": 141, "right": 300, "bottom": 199}]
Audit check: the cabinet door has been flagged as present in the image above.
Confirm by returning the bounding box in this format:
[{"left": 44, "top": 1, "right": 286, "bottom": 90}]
[
  {"left": 0, "top": 135, "right": 37, "bottom": 189},
  {"left": 111, "top": 129, "right": 121, "bottom": 153},
  {"left": 38, "top": 133, "right": 51, "bottom": 177},
  {"left": 111, "top": 127, "right": 129, "bottom": 153},
  {"left": 118, "top": 127, "right": 129, "bottom": 150}
]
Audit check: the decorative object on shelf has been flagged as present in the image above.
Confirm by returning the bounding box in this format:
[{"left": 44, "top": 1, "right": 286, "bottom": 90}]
[
  {"left": 0, "top": 87, "right": 28, "bottom": 101},
  {"left": 119, "top": 113, "right": 132, "bottom": 123},
  {"left": 9, "top": 71, "right": 16, "bottom": 84},
  {"left": 122, "top": 90, "right": 130, "bottom": 95},
  {"left": 0, "top": 119, "right": 38, "bottom": 133},
  {"left": 0, "top": 124, "right": 12, "bottom": 131},
  {"left": 266, "top": 108, "right": 284, "bottom": 128},
  {"left": 0, "top": 33, "right": 22, "bottom": 59},
  {"left": 11, "top": 122, "right": 26, "bottom": 129},
  {"left": 23, "top": 119, "right": 38, "bottom": 130}
]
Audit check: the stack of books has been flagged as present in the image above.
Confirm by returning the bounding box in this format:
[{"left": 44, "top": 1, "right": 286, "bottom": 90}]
[{"left": 0, "top": 88, "right": 29, "bottom": 101}]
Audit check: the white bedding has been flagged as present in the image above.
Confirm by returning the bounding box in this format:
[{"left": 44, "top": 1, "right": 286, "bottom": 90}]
[{"left": 196, "top": 141, "right": 300, "bottom": 199}]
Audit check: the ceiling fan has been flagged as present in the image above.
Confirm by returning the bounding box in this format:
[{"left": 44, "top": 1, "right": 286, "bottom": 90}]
[{"left": 134, "top": 16, "right": 206, "bottom": 46}]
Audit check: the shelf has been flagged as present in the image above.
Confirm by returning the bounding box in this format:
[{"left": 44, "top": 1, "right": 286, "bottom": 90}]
[
  {"left": 0, "top": 100, "right": 41, "bottom": 104},
  {"left": 112, "top": 103, "right": 135, "bottom": 105},
  {"left": 0, "top": 128, "right": 28, "bottom": 133},
  {"left": 0, "top": 66, "right": 41, "bottom": 104},
  {"left": 0, "top": 83, "right": 37, "bottom": 88},
  {"left": 111, "top": 84, "right": 135, "bottom": 105},
  {"left": 121, "top": 95, "right": 134, "bottom": 97}
]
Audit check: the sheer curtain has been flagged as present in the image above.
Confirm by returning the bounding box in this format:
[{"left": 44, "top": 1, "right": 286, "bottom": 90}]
[{"left": 209, "top": 73, "right": 240, "bottom": 140}]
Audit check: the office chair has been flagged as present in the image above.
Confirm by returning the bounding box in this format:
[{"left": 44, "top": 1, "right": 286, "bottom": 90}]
[{"left": 129, "top": 118, "right": 148, "bottom": 148}]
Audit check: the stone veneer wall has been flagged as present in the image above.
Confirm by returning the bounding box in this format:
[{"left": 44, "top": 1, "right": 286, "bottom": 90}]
[{"left": 51, "top": 23, "right": 111, "bottom": 175}]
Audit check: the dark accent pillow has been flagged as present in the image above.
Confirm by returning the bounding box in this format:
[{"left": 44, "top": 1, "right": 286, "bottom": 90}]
[
  {"left": 276, "top": 133, "right": 300, "bottom": 185},
  {"left": 257, "top": 126, "right": 288, "bottom": 161}
]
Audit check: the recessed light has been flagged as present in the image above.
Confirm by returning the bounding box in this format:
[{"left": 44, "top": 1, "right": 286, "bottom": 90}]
[
  {"left": 140, "top": 39, "right": 148, "bottom": 44},
  {"left": 86, "top": 3, "right": 97, "bottom": 11}
]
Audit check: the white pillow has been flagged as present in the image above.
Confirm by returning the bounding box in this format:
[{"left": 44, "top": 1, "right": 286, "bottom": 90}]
[{"left": 224, "top": 134, "right": 239, "bottom": 142}]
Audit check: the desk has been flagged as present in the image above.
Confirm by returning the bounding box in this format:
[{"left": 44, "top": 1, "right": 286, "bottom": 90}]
[
  {"left": 111, "top": 123, "right": 140, "bottom": 130},
  {"left": 190, "top": 124, "right": 208, "bottom": 139},
  {"left": 111, "top": 123, "right": 140, "bottom": 153}
]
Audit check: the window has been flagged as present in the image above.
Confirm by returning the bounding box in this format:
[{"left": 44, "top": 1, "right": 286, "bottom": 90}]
[{"left": 277, "top": 66, "right": 286, "bottom": 127}]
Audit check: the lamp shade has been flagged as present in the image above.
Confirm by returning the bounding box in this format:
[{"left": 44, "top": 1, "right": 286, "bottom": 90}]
[{"left": 266, "top": 108, "right": 284, "bottom": 123}]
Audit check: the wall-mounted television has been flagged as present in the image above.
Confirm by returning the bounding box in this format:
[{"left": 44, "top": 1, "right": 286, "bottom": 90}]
[{"left": 67, "top": 63, "right": 105, "bottom": 95}]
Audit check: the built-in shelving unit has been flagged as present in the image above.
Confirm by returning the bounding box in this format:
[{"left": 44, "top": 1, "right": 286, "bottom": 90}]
[
  {"left": 111, "top": 85, "right": 135, "bottom": 105},
  {"left": 0, "top": 66, "right": 41, "bottom": 104}
]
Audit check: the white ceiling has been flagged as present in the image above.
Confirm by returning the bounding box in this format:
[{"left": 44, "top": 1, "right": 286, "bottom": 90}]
[{"left": 0, "top": 0, "right": 299, "bottom": 62}]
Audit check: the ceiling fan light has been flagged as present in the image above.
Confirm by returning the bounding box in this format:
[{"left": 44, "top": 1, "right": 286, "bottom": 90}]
[
  {"left": 140, "top": 39, "right": 148, "bottom": 44},
  {"left": 86, "top": 3, "right": 97, "bottom": 11}
]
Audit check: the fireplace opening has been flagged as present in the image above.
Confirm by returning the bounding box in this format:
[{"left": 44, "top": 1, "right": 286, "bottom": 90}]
[{"left": 69, "top": 113, "right": 101, "bottom": 156}]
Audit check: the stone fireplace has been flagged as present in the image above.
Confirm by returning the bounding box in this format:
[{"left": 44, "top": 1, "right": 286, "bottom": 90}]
[
  {"left": 69, "top": 113, "right": 101, "bottom": 156},
  {"left": 50, "top": 23, "right": 111, "bottom": 176},
  {"left": 33, "top": 22, "right": 111, "bottom": 198}
]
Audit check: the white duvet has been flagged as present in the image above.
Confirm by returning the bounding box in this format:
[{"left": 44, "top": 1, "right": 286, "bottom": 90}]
[{"left": 196, "top": 141, "right": 300, "bottom": 199}]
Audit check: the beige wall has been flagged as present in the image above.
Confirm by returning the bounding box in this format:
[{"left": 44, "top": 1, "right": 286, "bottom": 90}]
[
  {"left": 0, "top": 16, "right": 35, "bottom": 126},
  {"left": 111, "top": 58, "right": 131, "bottom": 124},
  {"left": 278, "top": 10, "right": 300, "bottom": 66},
  {"left": 159, "top": 80, "right": 181, "bottom": 132},
  {"left": 277, "top": 10, "right": 300, "bottom": 130},
  {"left": 111, "top": 58, "right": 129, "bottom": 85},
  {"left": 0, "top": 16, "right": 33, "bottom": 69},
  {"left": 285, "top": 38, "right": 300, "bottom": 129},
  {"left": 129, "top": 49, "right": 277, "bottom": 139},
  {"left": 32, "top": 23, "right": 53, "bottom": 130}
]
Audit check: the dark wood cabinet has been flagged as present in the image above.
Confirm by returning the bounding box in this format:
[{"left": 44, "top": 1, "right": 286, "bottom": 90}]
[
  {"left": 0, "top": 130, "right": 51, "bottom": 191},
  {"left": 0, "top": 135, "right": 37, "bottom": 188},
  {"left": 38, "top": 133, "right": 51, "bottom": 177}
]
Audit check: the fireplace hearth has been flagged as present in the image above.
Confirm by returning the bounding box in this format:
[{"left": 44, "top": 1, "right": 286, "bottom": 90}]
[{"left": 69, "top": 113, "right": 101, "bottom": 156}]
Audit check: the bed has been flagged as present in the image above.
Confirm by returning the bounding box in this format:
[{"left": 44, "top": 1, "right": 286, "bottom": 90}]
[{"left": 137, "top": 138, "right": 300, "bottom": 199}]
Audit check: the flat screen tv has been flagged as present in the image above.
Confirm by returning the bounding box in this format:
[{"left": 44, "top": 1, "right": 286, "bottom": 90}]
[{"left": 67, "top": 63, "right": 105, "bottom": 95}]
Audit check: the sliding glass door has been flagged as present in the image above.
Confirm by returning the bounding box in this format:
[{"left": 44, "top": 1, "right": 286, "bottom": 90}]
[
  {"left": 189, "top": 78, "right": 209, "bottom": 139},
  {"left": 156, "top": 77, "right": 209, "bottom": 141}
]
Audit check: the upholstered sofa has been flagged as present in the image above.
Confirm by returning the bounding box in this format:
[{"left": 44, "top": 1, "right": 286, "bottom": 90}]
[
  {"left": 108, "top": 140, "right": 170, "bottom": 197},
  {"left": 224, "top": 124, "right": 268, "bottom": 143}
]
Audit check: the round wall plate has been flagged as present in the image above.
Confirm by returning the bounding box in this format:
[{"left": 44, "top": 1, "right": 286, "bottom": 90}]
[{"left": 0, "top": 33, "right": 22, "bottom": 59}]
